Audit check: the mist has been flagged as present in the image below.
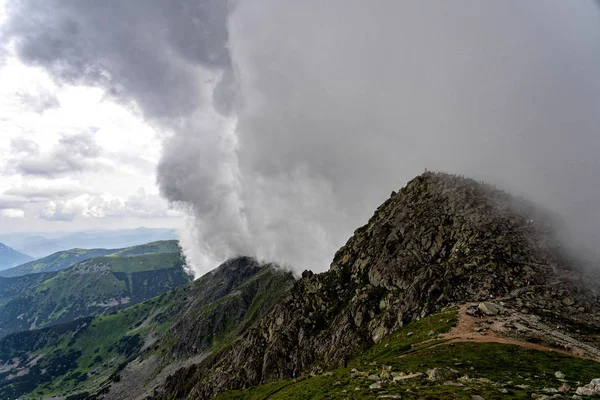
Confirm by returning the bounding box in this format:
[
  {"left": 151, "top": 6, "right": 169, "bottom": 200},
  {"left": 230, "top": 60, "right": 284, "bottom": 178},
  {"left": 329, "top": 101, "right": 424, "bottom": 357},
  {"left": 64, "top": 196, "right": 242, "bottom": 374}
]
[
  {"left": 164, "top": 0, "right": 600, "bottom": 276},
  {"left": 4, "top": 0, "right": 600, "bottom": 277}
]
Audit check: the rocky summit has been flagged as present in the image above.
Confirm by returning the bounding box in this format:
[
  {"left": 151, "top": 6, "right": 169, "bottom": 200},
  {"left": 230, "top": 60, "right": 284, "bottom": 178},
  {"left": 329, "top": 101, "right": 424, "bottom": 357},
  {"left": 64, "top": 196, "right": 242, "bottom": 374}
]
[{"left": 154, "top": 172, "right": 600, "bottom": 399}]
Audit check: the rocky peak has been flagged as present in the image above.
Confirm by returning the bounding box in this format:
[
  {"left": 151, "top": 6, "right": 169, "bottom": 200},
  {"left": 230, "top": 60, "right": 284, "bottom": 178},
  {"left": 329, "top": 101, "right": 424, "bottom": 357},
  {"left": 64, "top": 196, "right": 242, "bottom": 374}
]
[{"left": 155, "top": 172, "right": 600, "bottom": 400}]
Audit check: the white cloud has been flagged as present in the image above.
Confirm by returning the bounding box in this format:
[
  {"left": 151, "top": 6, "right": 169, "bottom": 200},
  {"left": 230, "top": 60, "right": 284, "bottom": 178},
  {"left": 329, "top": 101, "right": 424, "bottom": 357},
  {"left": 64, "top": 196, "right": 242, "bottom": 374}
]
[
  {"left": 0, "top": 51, "right": 181, "bottom": 232},
  {"left": 1, "top": 208, "right": 24, "bottom": 218}
]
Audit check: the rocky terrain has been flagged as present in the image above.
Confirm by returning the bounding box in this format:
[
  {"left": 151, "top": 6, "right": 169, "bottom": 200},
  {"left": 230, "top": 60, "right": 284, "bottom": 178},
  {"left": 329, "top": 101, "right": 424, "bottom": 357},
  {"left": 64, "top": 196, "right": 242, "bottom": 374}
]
[{"left": 153, "top": 172, "right": 600, "bottom": 399}]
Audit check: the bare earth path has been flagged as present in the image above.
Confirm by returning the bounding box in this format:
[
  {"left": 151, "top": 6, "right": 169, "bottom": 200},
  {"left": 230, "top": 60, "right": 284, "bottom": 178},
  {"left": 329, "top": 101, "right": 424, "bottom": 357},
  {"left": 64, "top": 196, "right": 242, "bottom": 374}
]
[{"left": 400, "top": 304, "right": 594, "bottom": 360}]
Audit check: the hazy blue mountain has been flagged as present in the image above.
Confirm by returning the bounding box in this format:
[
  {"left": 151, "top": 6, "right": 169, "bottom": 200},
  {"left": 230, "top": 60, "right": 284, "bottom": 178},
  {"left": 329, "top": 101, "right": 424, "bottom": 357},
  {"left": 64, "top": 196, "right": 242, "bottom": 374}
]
[
  {"left": 0, "top": 227, "right": 178, "bottom": 258},
  {"left": 0, "top": 242, "right": 34, "bottom": 271}
]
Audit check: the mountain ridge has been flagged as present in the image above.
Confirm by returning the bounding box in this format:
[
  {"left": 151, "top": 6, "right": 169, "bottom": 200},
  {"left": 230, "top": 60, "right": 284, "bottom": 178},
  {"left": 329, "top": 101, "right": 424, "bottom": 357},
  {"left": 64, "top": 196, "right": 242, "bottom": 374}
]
[
  {"left": 0, "top": 240, "right": 180, "bottom": 278},
  {"left": 154, "top": 172, "right": 600, "bottom": 399},
  {"left": 0, "top": 242, "right": 33, "bottom": 271},
  {"left": 0, "top": 244, "right": 191, "bottom": 339}
]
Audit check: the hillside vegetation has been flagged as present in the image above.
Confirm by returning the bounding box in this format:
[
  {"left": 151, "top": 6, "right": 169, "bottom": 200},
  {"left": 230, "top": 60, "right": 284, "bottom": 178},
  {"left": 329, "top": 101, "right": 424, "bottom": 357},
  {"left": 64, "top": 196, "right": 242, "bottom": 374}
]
[
  {"left": 0, "top": 246, "right": 191, "bottom": 339},
  {"left": 0, "top": 258, "right": 293, "bottom": 400},
  {"left": 0, "top": 240, "right": 180, "bottom": 278}
]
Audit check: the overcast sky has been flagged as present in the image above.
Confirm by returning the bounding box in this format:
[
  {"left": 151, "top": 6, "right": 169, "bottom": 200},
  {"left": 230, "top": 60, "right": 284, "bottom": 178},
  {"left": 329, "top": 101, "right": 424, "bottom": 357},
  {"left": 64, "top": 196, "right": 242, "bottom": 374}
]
[
  {"left": 0, "top": 0, "right": 183, "bottom": 233},
  {"left": 1, "top": 1, "right": 600, "bottom": 276}
]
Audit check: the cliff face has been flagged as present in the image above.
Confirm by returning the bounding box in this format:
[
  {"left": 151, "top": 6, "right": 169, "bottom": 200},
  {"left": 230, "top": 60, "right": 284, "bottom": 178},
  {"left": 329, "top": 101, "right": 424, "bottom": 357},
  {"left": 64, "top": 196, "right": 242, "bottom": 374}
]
[{"left": 156, "top": 172, "right": 600, "bottom": 399}]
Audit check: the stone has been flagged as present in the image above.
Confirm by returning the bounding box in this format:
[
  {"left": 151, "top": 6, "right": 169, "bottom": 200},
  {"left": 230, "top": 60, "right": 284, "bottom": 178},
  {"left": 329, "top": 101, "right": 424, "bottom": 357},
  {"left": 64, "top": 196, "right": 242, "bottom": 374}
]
[
  {"left": 555, "top": 371, "right": 565, "bottom": 379},
  {"left": 426, "top": 368, "right": 443, "bottom": 380},
  {"left": 470, "top": 396, "right": 485, "bottom": 400},
  {"left": 406, "top": 332, "right": 414, "bottom": 337},
  {"left": 558, "top": 383, "right": 570, "bottom": 392},
  {"left": 369, "top": 382, "right": 382, "bottom": 389},
  {"left": 562, "top": 297, "right": 575, "bottom": 306},
  {"left": 393, "top": 372, "right": 423, "bottom": 382},
  {"left": 575, "top": 385, "right": 596, "bottom": 396},
  {"left": 378, "top": 396, "right": 402, "bottom": 399},
  {"left": 369, "top": 374, "right": 381, "bottom": 381},
  {"left": 478, "top": 302, "right": 500, "bottom": 316}
]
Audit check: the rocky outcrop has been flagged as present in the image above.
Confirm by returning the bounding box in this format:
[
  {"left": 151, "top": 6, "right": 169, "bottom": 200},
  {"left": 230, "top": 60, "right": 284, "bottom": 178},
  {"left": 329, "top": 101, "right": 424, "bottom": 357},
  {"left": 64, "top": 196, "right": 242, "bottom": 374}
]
[{"left": 155, "top": 172, "right": 600, "bottom": 400}]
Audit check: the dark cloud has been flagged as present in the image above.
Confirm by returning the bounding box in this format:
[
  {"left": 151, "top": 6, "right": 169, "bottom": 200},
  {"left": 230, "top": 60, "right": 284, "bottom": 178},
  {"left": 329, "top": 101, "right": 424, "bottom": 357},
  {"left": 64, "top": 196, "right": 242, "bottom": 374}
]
[
  {"left": 14, "top": 132, "right": 103, "bottom": 177},
  {"left": 1, "top": 0, "right": 230, "bottom": 120}
]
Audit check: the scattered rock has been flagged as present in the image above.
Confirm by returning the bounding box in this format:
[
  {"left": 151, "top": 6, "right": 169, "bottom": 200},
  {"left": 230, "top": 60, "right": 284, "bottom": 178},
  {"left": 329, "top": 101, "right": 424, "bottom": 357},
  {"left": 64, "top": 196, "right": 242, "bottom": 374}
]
[
  {"left": 555, "top": 371, "right": 566, "bottom": 379},
  {"left": 393, "top": 372, "right": 423, "bottom": 382},
  {"left": 378, "top": 396, "right": 402, "bottom": 399},
  {"left": 369, "top": 382, "right": 382, "bottom": 389},
  {"left": 575, "top": 385, "right": 595, "bottom": 396},
  {"left": 406, "top": 332, "right": 414, "bottom": 337},
  {"left": 426, "top": 368, "right": 443, "bottom": 381},
  {"left": 368, "top": 374, "right": 381, "bottom": 381},
  {"left": 478, "top": 302, "right": 500, "bottom": 316},
  {"left": 470, "top": 395, "right": 485, "bottom": 400},
  {"left": 575, "top": 378, "right": 600, "bottom": 396}
]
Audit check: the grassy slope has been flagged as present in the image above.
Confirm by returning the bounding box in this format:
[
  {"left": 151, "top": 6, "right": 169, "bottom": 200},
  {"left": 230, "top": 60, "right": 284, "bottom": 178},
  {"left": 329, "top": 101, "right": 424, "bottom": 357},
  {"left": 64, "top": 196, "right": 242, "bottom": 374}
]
[
  {"left": 216, "top": 309, "right": 600, "bottom": 400},
  {"left": 0, "top": 240, "right": 180, "bottom": 278},
  {"left": 0, "top": 262, "right": 294, "bottom": 400},
  {"left": 0, "top": 252, "right": 190, "bottom": 339}
]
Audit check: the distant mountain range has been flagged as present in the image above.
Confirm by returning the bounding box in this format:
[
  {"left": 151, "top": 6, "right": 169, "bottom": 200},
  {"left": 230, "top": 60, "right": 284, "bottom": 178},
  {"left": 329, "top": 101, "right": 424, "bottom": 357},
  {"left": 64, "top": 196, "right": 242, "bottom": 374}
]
[
  {"left": 0, "top": 227, "right": 178, "bottom": 258},
  {"left": 0, "top": 242, "right": 33, "bottom": 271},
  {"left": 0, "top": 240, "right": 182, "bottom": 278},
  {"left": 0, "top": 240, "right": 190, "bottom": 339}
]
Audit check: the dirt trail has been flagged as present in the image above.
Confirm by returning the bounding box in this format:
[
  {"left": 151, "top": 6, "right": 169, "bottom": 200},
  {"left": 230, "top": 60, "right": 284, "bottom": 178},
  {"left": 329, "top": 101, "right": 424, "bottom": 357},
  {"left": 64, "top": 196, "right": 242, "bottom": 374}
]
[{"left": 400, "top": 304, "right": 591, "bottom": 360}]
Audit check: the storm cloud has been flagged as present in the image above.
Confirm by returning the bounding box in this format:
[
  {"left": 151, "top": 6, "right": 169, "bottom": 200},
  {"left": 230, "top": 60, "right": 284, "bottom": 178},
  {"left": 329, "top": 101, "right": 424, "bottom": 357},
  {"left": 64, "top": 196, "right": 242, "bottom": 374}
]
[{"left": 4, "top": 0, "right": 600, "bottom": 276}]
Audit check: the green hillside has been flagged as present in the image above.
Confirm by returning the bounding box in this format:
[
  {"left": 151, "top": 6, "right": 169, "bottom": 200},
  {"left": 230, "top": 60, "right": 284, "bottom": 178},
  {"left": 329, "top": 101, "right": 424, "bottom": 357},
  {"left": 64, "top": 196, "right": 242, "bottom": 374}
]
[
  {"left": 0, "top": 272, "right": 57, "bottom": 307},
  {"left": 0, "top": 258, "right": 293, "bottom": 400},
  {"left": 0, "top": 240, "right": 180, "bottom": 278},
  {"left": 0, "top": 250, "right": 191, "bottom": 339}
]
